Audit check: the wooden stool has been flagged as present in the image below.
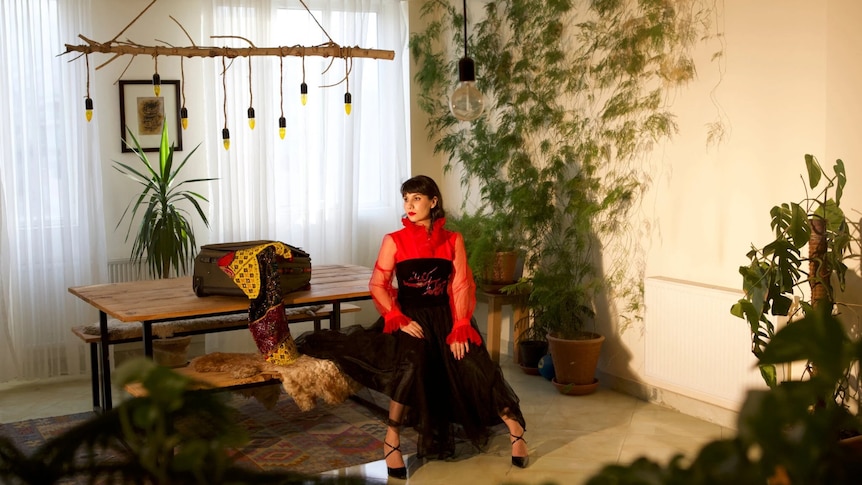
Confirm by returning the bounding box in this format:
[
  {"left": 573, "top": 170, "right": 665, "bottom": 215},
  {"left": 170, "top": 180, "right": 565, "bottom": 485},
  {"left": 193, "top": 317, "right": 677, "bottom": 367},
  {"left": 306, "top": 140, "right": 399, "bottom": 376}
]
[{"left": 478, "top": 290, "right": 528, "bottom": 364}]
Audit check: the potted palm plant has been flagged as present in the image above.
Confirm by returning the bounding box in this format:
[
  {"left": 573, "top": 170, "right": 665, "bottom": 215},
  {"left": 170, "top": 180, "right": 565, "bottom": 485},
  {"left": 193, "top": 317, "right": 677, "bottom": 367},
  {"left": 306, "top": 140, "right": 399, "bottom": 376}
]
[
  {"left": 114, "top": 121, "right": 213, "bottom": 279},
  {"left": 114, "top": 121, "right": 213, "bottom": 366},
  {"left": 524, "top": 236, "right": 605, "bottom": 395}
]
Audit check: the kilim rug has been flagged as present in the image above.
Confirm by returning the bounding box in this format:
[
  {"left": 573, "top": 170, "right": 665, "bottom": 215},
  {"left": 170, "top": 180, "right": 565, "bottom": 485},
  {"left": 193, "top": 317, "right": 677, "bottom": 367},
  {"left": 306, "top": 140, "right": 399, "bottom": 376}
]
[{"left": 0, "top": 388, "right": 417, "bottom": 478}]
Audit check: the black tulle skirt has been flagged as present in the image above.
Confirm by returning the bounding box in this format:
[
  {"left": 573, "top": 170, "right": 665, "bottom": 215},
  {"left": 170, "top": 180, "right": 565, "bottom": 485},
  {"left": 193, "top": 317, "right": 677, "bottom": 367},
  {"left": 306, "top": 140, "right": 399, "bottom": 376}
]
[{"left": 295, "top": 303, "right": 526, "bottom": 459}]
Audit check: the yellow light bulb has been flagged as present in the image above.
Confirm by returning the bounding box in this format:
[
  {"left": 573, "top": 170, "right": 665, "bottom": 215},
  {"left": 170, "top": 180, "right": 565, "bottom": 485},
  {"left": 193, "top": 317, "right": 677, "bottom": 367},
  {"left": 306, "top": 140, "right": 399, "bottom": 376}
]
[
  {"left": 344, "top": 92, "right": 352, "bottom": 116},
  {"left": 180, "top": 107, "right": 188, "bottom": 130},
  {"left": 222, "top": 128, "right": 230, "bottom": 150},
  {"left": 278, "top": 116, "right": 286, "bottom": 140},
  {"left": 301, "top": 82, "right": 308, "bottom": 106},
  {"left": 84, "top": 97, "right": 93, "bottom": 122},
  {"left": 152, "top": 73, "right": 161, "bottom": 96},
  {"left": 247, "top": 107, "right": 256, "bottom": 130}
]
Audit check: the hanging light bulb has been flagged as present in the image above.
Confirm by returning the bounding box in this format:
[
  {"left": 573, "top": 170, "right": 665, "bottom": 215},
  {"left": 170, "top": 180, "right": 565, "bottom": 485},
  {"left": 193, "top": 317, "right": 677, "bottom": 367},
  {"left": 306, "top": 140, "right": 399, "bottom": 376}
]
[
  {"left": 180, "top": 107, "right": 189, "bottom": 129},
  {"left": 301, "top": 82, "right": 308, "bottom": 106},
  {"left": 84, "top": 97, "right": 93, "bottom": 122},
  {"left": 448, "top": 0, "right": 486, "bottom": 122},
  {"left": 152, "top": 73, "right": 161, "bottom": 96},
  {"left": 84, "top": 55, "right": 93, "bottom": 122},
  {"left": 248, "top": 107, "right": 256, "bottom": 129},
  {"left": 279, "top": 116, "right": 286, "bottom": 139},
  {"left": 222, "top": 128, "right": 230, "bottom": 150},
  {"left": 449, "top": 58, "right": 485, "bottom": 121},
  {"left": 344, "top": 92, "right": 352, "bottom": 115}
]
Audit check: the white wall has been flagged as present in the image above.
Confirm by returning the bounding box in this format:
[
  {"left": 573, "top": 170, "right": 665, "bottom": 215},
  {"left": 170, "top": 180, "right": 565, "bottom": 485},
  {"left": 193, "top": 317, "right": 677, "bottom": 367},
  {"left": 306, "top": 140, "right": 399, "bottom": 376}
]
[{"left": 409, "top": 0, "right": 862, "bottom": 424}]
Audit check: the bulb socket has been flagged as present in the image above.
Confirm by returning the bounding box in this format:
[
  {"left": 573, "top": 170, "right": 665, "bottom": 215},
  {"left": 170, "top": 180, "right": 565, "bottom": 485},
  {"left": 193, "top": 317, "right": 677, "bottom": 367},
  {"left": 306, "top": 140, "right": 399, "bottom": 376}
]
[{"left": 458, "top": 57, "right": 477, "bottom": 82}]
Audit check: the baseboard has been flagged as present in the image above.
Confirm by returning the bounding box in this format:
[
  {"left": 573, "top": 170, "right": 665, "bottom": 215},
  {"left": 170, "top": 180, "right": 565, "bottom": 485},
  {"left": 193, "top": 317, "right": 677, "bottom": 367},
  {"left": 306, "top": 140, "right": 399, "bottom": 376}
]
[{"left": 596, "top": 370, "right": 740, "bottom": 430}]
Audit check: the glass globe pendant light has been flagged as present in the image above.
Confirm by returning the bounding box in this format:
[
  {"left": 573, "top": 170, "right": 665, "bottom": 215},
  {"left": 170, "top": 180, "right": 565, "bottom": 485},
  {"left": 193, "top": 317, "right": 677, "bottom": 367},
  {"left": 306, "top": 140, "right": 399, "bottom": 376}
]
[{"left": 449, "top": 0, "right": 485, "bottom": 122}]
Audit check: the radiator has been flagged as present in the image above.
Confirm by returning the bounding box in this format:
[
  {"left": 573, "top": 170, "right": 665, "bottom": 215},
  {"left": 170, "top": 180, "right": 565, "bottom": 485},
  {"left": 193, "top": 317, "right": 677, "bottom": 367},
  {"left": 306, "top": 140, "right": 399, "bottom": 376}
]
[
  {"left": 107, "top": 259, "right": 150, "bottom": 283},
  {"left": 644, "top": 276, "right": 767, "bottom": 410}
]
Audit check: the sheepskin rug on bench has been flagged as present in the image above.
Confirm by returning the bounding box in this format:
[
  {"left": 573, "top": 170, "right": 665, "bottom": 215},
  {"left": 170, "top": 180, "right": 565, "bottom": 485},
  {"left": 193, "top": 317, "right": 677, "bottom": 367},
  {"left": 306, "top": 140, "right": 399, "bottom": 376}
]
[{"left": 189, "top": 351, "right": 361, "bottom": 411}]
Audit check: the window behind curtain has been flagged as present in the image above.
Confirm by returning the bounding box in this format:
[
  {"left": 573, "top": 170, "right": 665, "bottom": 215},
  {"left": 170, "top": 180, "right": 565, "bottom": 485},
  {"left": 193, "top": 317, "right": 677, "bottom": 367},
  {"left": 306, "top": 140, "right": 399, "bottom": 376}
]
[
  {"left": 204, "top": 0, "right": 410, "bottom": 267},
  {"left": 0, "top": 0, "right": 107, "bottom": 382}
]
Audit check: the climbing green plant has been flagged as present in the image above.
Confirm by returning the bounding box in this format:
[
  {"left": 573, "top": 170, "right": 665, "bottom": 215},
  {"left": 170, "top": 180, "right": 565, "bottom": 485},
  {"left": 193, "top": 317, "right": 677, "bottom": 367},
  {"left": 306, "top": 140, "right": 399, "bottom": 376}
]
[{"left": 410, "top": 0, "right": 723, "bottom": 335}]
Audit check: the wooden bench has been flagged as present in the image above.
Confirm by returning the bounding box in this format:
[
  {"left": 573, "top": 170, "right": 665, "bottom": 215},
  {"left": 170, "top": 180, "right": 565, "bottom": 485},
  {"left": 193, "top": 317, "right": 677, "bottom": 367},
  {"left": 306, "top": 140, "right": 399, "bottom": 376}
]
[
  {"left": 72, "top": 303, "right": 361, "bottom": 344},
  {"left": 73, "top": 304, "right": 361, "bottom": 405},
  {"left": 124, "top": 366, "right": 284, "bottom": 398}
]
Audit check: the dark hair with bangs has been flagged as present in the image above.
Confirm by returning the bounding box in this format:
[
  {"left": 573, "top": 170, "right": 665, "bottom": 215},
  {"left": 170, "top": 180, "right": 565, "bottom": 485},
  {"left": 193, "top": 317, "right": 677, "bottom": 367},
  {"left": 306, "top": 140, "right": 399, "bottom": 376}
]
[{"left": 401, "top": 175, "right": 446, "bottom": 228}]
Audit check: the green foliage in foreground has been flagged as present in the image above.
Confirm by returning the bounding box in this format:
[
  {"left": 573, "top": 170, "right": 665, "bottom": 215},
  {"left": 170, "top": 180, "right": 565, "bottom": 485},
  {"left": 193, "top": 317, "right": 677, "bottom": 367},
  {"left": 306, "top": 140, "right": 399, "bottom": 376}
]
[
  {"left": 0, "top": 358, "right": 366, "bottom": 484},
  {"left": 587, "top": 306, "right": 862, "bottom": 484}
]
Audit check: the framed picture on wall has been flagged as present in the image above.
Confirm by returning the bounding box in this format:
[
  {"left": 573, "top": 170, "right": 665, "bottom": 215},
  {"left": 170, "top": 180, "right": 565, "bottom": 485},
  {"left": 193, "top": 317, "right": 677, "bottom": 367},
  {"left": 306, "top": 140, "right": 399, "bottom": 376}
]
[{"left": 119, "top": 79, "right": 183, "bottom": 153}]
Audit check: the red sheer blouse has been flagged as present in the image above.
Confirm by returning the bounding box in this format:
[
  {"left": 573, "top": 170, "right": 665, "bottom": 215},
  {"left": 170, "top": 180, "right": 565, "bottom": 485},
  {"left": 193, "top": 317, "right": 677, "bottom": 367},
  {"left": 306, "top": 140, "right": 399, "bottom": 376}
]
[{"left": 369, "top": 218, "right": 480, "bottom": 344}]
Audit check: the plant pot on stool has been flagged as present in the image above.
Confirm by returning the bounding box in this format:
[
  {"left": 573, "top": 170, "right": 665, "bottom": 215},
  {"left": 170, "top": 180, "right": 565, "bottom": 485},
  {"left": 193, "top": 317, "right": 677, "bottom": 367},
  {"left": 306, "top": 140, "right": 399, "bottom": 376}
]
[{"left": 547, "top": 331, "right": 604, "bottom": 395}]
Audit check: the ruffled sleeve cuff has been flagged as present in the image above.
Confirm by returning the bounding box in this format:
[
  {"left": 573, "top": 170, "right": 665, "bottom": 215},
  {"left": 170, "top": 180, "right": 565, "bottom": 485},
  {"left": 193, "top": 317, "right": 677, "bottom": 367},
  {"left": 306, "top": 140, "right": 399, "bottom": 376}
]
[
  {"left": 383, "top": 307, "right": 410, "bottom": 334},
  {"left": 446, "top": 318, "right": 483, "bottom": 345}
]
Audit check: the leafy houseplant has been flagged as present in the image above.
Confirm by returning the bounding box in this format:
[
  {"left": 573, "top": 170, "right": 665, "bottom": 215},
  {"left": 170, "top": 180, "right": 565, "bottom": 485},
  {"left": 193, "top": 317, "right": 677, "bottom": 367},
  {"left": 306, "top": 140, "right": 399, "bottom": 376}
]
[
  {"left": 446, "top": 210, "right": 522, "bottom": 290},
  {"left": 114, "top": 122, "right": 214, "bottom": 279},
  {"left": 411, "top": 0, "right": 720, "bottom": 391},
  {"left": 731, "top": 155, "right": 855, "bottom": 388}
]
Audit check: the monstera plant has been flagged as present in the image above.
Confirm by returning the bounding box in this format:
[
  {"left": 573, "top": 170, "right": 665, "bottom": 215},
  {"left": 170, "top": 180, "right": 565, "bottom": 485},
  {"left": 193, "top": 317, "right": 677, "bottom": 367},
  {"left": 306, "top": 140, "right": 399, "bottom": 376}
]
[
  {"left": 114, "top": 122, "right": 214, "bottom": 279},
  {"left": 731, "top": 155, "right": 856, "bottom": 388}
]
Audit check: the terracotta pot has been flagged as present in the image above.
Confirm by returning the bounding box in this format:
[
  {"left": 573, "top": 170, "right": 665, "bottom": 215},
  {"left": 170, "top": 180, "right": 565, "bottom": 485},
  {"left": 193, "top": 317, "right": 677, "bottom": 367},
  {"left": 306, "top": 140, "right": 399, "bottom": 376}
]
[
  {"left": 479, "top": 251, "right": 521, "bottom": 293},
  {"left": 547, "top": 331, "right": 604, "bottom": 391}
]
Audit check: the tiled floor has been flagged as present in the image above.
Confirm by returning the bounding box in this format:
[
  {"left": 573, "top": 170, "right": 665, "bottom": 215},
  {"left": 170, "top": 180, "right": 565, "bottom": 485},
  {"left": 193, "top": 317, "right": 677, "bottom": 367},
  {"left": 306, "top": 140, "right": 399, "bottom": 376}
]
[{"left": 0, "top": 359, "right": 734, "bottom": 484}]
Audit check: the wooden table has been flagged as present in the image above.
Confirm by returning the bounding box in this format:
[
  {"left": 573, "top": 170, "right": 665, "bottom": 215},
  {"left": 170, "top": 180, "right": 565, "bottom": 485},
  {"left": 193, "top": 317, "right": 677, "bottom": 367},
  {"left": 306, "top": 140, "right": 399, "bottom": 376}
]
[{"left": 69, "top": 264, "right": 372, "bottom": 412}]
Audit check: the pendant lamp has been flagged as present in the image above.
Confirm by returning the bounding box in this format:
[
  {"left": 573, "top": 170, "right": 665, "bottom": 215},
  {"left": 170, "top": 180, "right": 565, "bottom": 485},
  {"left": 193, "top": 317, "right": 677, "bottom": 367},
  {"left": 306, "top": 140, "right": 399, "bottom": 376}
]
[{"left": 449, "top": 0, "right": 485, "bottom": 121}]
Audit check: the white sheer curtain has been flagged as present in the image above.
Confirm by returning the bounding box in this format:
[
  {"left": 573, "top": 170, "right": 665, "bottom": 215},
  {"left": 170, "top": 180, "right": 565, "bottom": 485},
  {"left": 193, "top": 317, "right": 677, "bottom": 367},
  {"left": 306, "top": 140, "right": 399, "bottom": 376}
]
[
  {"left": 0, "top": 0, "right": 107, "bottom": 382},
  {"left": 202, "top": 0, "right": 410, "bottom": 264},
  {"left": 202, "top": 0, "right": 409, "bottom": 351}
]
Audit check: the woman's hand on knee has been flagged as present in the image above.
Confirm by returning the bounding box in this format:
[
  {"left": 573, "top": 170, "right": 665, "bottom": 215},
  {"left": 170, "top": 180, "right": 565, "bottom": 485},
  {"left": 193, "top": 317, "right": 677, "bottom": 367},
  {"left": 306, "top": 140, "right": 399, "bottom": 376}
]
[
  {"left": 450, "top": 341, "right": 469, "bottom": 360},
  {"left": 400, "top": 320, "right": 424, "bottom": 339}
]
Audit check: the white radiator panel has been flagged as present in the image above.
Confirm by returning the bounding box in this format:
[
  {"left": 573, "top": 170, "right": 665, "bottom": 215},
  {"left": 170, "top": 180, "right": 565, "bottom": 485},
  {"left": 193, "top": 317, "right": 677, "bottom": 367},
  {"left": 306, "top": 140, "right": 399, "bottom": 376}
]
[
  {"left": 644, "top": 276, "right": 767, "bottom": 410},
  {"left": 107, "top": 260, "right": 150, "bottom": 283}
]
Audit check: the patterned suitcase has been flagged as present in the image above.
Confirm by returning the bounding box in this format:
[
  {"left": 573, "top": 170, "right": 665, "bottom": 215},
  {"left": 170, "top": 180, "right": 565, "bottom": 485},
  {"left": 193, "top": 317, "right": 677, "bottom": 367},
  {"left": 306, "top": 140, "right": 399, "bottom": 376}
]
[{"left": 192, "top": 240, "right": 311, "bottom": 297}]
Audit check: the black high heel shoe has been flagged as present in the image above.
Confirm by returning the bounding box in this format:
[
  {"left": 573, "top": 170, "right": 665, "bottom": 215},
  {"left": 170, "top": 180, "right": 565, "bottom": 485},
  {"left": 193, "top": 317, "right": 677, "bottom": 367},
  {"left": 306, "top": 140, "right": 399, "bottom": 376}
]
[
  {"left": 510, "top": 432, "right": 529, "bottom": 468},
  {"left": 384, "top": 440, "right": 407, "bottom": 479},
  {"left": 384, "top": 418, "right": 407, "bottom": 479}
]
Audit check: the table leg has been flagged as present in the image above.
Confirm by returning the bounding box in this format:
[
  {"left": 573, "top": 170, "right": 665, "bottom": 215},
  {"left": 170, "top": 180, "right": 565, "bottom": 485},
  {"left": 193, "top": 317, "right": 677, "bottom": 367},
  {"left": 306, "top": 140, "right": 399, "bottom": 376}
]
[
  {"left": 88, "top": 342, "right": 99, "bottom": 411},
  {"left": 143, "top": 321, "right": 154, "bottom": 357},
  {"left": 98, "top": 311, "right": 112, "bottom": 411},
  {"left": 486, "top": 296, "right": 502, "bottom": 364},
  {"left": 331, "top": 302, "right": 341, "bottom": 330}
]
